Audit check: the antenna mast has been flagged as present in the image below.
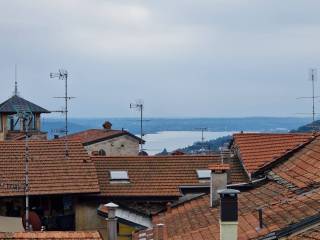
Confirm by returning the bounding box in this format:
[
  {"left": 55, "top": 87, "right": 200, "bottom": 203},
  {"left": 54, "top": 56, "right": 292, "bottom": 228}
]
[
  {"left": 195, "top": 127, "right": 208, "bottom": 152},
  {"left": 297, "top": 68, "right": 319, "bottom": 130},
  {"left": 50, "top": 69, "right": 74, "bottom": 158},
  {"left": 311, "top": 69, "right": 316, "bottom": 122},
  {"left": 130, "top": 100, "right": 144, "bottom": 151}
]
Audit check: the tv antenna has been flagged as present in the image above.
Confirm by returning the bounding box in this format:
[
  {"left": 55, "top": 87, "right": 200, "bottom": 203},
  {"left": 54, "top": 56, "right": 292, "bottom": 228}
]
[
  {"left": 195, "top": 127, "right": 208, "bottom": 151},
  {"left": 50, "top": 69, "right": 75, "bottom": 158},
  {"left": 130, "top": 100, "right": 144, "bottom": 151},
  {"left": 297, "top": 69, "right": 320, "bottom": 130}
]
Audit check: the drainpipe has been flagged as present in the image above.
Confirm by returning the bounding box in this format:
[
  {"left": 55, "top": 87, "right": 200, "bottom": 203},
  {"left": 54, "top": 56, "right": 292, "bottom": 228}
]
[
  {"left": 208, "top": 164, "right": 230, "bottom": 207},
  {"left": 218, "top": 189, "right": 240, "bottom": 240},
  {"left": 105, "top": 202, "right": 119, "bottom": 240}
]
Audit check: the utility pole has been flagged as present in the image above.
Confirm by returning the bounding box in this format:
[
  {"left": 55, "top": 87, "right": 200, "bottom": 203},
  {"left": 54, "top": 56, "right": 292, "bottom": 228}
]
[
  {"left": 24, "top": 113, "right": 31, "bottom": 231},
  {"left": 130, "top": 100, "right": 144, "bottom": 151},
  {"left": 50, "top": 69, "right": 75, "bottom": 158},
  {"left": 12, "top": 105, "right": 33, "bottom": 231}
]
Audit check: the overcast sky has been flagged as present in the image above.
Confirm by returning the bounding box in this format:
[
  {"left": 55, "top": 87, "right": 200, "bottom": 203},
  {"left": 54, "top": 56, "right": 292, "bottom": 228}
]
[{"left": 1, "top": 0, "right": 320, "bottom": 118}]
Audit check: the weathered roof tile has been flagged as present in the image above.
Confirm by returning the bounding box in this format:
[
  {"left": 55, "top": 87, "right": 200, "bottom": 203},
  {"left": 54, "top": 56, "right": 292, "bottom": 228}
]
[{"left": 0, "top": 140, "right": 100, "bottom": 196}]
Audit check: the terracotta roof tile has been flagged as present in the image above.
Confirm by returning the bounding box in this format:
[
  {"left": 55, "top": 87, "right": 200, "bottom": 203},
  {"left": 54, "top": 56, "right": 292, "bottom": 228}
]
[
  {"left": 133, "top": 135, "right": 320, "bottom": 240},
  {"left": 92, "top": 155, "right": 248, "bottom": 197},
  {"left": 233, "top": 133, "right": 315, "bottom": 175},
  {"left": 134, "top": 181, "right": 320, "bottom": 240},
  {"left": 271, "top": 137, "right": 320, "bottom": 189},
  {"left": 0, "top": 231, "right": 102, "bottom": 239},
  {"left": 288, "top": 225, "right": 320, "bottom": 239},
  {"left": 0, "top": 140, "right": 100, "bottom": 196},
  {"left": 64, "top": 129, "right": 143, "bottom": 145}
]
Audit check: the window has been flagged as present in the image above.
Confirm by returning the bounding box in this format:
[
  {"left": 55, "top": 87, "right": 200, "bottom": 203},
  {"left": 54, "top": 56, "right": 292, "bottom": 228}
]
[
  {"left": 196, "top": 169, "right": 211, "bottom": 180},
  {"left": 109, "top": 170, "right": 130, "bottom": 183},
  {"left": 98, "top": 149, "right": 106, "bottom": 156}
]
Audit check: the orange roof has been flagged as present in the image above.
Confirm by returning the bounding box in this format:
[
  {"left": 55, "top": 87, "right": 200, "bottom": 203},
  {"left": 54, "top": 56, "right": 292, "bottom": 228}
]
[
  {"left": 92, "top": 155, "right": 248, "bottom": 197},
  {"left": 0, "top": 140, "right": 99, "bottom": 196},
  {"left": 64, "top": 129, "right": 144, "bottom": 145},
  {"left": 233, "top": 133, "right": 315, "bottom": 175},
  {"left": 133, "top": 134, "right": 320, "bottom": 240},
  {"left": 134, "top": 181, "right": 320, "bottom": 240},
  {"left": 271, "top": 136, "right": 320, "bottom": 189},
  {"left": 0, "top": 231, "right": 102, "bottom": 239}
]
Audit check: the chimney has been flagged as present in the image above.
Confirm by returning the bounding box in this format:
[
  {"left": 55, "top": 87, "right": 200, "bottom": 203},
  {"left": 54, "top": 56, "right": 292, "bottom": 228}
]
[
  {"left": 105, "top": 202, "right": 118, "bottom": 240},
  {"left": 103, "top": 121, "right": 112, "bottom": 130},
  {"left": 54, "top": 135, "right": 59, "bottom": 139},
  {"left": 218, "top": 189, "right": 240, "bottom": 240},
  {"left": 166, "top": 202, "right": 172, "bottom": 214},
  {"left": 208, "top": 163, "right": 230, "bottom": 207},
  {"left": 154, "top": 223, "right": 167, "bottom": 240}
]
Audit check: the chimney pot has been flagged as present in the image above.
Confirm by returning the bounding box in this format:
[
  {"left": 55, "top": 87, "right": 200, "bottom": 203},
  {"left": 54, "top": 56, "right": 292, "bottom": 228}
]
[
  {"left": 105, "top": 202, "right": 118, "bottom": 240},
  {"left": 155, "top": 223, "right": 167, "bottom": 240},
  {"left": 103, "top": 121, "right": 112, "bottom": 130},
  {"left": 218, "top": 189, "right": 240, "bottom": 240},
  {"left": 166, "top": 202, "right": 172, "bottom": 214}
]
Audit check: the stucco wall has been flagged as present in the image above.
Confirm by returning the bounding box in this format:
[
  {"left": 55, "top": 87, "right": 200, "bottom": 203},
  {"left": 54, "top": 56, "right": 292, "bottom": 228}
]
[
  {"left": 85, "top": 135, "right": 140, "bottom": 156},
  {"left": 75, "top": 200, "right": 136, "bottom": 240},
  {"left": 75, "top": 201, "right": 108, "bottom": 239}
]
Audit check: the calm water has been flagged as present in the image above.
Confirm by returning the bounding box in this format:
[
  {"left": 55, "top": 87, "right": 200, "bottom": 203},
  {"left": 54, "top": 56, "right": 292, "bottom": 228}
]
[{"left": 143, "top": 131, "right": 235, "bottom": 155}]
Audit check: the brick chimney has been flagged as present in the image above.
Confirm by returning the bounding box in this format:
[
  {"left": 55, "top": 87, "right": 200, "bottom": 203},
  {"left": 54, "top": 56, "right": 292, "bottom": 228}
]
[
  {"left": 105, "top": 202, "right": 118, "bottom": 240},
  {"left": 218, "top": 189, "right": 240, "bottom": 240},
  {"left": 208, "top": 163, "right": 230, "bottom": 207}
]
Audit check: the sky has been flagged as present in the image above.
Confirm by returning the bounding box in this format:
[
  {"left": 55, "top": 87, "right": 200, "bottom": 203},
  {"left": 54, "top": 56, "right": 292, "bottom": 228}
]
[{"left": 1, "top": 0, "right": 320, "bottom": 118}]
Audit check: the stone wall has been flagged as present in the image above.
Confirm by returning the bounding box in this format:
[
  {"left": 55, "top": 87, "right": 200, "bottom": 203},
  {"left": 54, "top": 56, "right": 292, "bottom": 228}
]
[{"left": 85, "top": 135, "right": 140, "bottom": 156}]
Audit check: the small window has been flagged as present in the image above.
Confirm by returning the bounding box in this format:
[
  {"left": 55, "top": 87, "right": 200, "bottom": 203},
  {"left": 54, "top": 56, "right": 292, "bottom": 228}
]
[
  {"left": 109, "top": 170, "right": 129, "bottom": 183},
  {"left": 196, "top": 169, "right": 211, "bottom": 180},
  {"left": 98, "top": 149, "right": 106, "bottom": 156}
]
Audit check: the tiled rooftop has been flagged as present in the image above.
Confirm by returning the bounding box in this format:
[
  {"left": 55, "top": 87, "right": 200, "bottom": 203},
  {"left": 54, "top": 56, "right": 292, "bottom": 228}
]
[
  {"left": 91, "top": 155, "right": 248, "bottom": 197},
  {"left": 271, "top": 137, "right": 320, "bottom": 189},
  {"left": 64, "top": 129, "right": 143, "bottom": 145},
  {"left": 0, "top": 231, "right": 102, "bottom": 239},
  {"left": 134, "top": 181, "right": 320, "bottom": 240},
  {"left": 0, "top": 140, "right": 99, "bottom": 196},
  {"left": 232, "top": 133, "right": 315, "bottom": 175},
  {"left": 133, "top": 136, "right": 320, "bottom": 240}
]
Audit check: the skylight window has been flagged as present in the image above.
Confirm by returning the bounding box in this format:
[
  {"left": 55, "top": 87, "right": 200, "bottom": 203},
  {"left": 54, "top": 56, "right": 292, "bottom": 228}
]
[
  {"left": 109, "top": 170, "right": 129, "bottom": 183},
  {"left": 196, "top": 169, "right": 211, "bottom": 180}
]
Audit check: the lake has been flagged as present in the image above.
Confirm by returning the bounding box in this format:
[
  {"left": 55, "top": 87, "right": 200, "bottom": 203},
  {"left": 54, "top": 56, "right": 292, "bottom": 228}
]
[{"left": 143, "top": 131, "right": 236, "bottom": 155}]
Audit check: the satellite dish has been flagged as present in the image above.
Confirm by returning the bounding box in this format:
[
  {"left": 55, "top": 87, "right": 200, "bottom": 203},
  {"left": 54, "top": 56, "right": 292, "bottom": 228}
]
[{"left": 22, "top": 211, "right": 42, "bottom": 231}]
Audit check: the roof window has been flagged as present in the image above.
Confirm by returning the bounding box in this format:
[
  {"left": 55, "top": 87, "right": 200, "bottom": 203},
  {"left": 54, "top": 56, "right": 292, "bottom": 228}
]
[
  {"left": 196, "top": 169, "right": 211, "bottom": 180},
  {"left": 109, "top": 170, "right": 130, "bottom": 183}
]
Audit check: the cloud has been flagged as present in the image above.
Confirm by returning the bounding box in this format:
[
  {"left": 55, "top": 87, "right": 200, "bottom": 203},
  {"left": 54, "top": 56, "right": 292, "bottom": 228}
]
[{"left": 0, "top": 0, "right": 320, "bottom": 117}]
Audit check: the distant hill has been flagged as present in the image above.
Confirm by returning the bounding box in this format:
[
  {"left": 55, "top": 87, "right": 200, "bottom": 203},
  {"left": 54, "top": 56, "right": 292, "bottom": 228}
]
[
  {"left": 290, "top": 120, "right": 320, "bottom": 133},
  {"left": 181, "top": 135, "right": 233, "bottom": 154},
  {"left": 43, "top": 117, "right": 311, "bottom": 138}
]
